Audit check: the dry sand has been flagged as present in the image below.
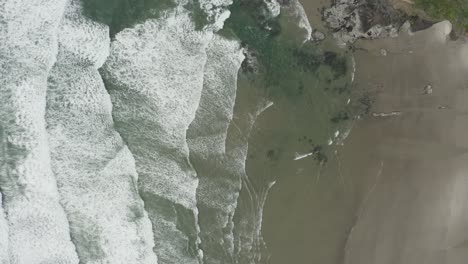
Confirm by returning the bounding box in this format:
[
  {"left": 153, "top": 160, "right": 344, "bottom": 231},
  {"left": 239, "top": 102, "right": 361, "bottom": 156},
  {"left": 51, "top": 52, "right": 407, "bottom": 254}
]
[{"left": 262, "top": 2, "right": 468, "bottom": 263}]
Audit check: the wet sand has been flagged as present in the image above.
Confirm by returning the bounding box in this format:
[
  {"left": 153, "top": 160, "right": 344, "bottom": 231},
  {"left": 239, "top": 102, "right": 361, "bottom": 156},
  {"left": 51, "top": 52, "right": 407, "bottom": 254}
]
[
  {"left": 262, "top": 1, "right": 468, "bottom": 263},
  {"left": 344, "top": 22, "right": 468, "bottom": 264}
]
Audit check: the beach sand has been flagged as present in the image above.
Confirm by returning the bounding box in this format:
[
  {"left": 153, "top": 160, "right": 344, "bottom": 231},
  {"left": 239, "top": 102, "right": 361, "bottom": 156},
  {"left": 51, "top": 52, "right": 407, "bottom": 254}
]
[
  {"left": 262, "top": 1, "right": 468, "bottom": 263},
  {"left": 343, "top": 21, "right": 468, "bottom": 264}
]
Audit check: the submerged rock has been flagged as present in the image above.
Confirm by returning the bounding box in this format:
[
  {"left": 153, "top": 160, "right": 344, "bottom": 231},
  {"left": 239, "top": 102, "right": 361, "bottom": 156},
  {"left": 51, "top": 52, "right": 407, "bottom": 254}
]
[
  {"left": 423, "top": 84, "right": 433, "bottom": 95},
  {"left": 312, "top": 30, "right": 326, "bottom": 41},
  {"left": 241, "top": 46, "right": 260, "bottom": 74}
]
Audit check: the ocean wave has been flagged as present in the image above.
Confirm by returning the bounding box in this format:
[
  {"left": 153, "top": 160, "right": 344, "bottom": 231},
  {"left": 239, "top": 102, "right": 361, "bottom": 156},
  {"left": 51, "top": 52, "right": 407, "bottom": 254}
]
[
  {"left": 58, "top": 0, "right": 110, "bottom": 67},
  {"left": 47, "top": 66, "right": 158, "bottom": 264},
  {"left": 0, "top": 1, "right": 308, "bottom": 263},
  {"left": 187, "top": 35, "right": 244, "bottom": 263},
  {"left": 101, "top": 9, "right": 215, "bottom": 263},
  {"left": 0, "top": 1, "right": 80, "bottom": 263},
  {"left": 46, "top": 2, "right": 158, "bottom": 263}
]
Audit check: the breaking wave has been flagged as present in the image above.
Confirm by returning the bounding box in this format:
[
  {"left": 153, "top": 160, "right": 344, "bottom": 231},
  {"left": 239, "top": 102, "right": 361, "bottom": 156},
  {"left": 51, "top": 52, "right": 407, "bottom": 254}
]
[
  {"left": 187, "top": 35, "right": 244, "bottom": 263},
  {"left": 101, "top": 7, "right": 215, "bottom": 264},
  {"left": 46, "top": 2, "right": 157, "bottom": 263},
  {"left": 0, "top": 1, "right": 79, "bottom": 263}
]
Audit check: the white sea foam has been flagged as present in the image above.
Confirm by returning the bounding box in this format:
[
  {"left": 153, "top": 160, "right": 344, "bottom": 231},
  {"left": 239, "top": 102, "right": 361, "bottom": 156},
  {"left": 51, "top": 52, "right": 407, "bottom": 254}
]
[
  {"left": 102, "top": 8, "right": 217, "bottom": 263},
  {"left": 0, "top": 1, "right": 80, "bottom": 263},
  {"left": 188, "top": 35, "right": 244, "bottom": 155},
  {"left": 46, "top": 2, "right": 158, "bottom": 263},
  {"left": 58, "top": 0, "right": 110, "bottom": 67},
  {"left": 199, "top": 0, "right": 232, "bottom": 7},
  {"left": 198, "top": 0, "right": 233, "bottom": 31},
  {"left": 104, "top": 9, "right": 210, "bottom": 210},
  {"left": 187, "top": 35, "right": 244, "bottom": 263},
  {"left": 0, "top": 194, "right": 8, "bottom": 263},
  {"left": 200, "top": 71, "right": 276, "bottom": 264}
]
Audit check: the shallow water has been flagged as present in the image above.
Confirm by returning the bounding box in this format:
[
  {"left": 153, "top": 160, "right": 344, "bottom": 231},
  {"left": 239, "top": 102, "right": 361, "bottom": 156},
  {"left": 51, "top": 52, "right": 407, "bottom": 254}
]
[
  {"left": 228, "top": 1, "right": 360, "bottom": 263},
  {"left": 258, "top": 1, "right": 381, "bottom": 263}
]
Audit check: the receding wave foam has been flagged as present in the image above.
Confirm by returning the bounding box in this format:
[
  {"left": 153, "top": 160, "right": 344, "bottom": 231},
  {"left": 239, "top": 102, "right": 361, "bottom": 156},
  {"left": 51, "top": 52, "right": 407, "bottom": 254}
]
[
  {"left": 0, "top": 193, "right": 8, "bottom": 263},
  {"left": 199, "top": 0, "right": 233, "bottom": 30},
  {"left": 0, "top": 1, "right": 79, "bottom": 263},
  {"left": 187, "top": 35, "right": 244, "bottom": 263},
  {"left": 46, "top": 2, "right": 157, "bottom": 263},
  {"left": 101, "top": 8, "right": 215, "bottom": 264},
  {"left": 231, "top": 98, "right": 274, "bottom": 264}
]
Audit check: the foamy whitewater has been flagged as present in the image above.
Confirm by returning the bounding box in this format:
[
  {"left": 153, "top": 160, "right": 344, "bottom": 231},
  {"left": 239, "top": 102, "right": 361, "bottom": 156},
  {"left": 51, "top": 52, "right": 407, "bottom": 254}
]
[
  {"left": 187, "top": 35, "right": 244, "bottom": 263},
  {"left": 101, "top": 8, "right": 217, "bottom": 263},
  {"left": 0, "top": 1, "right": 78, "bottom": 263},
  {"left": 0, "top": 0, "right": 315, "bottom": 263},
  {"left": 46, "top": 1, "right": 157, "bottom": 263}
]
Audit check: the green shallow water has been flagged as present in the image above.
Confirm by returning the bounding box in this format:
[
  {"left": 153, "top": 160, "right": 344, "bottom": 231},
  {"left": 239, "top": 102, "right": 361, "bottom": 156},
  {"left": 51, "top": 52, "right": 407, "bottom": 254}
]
[
  {"left": 222, "top": 1, "right": 367, "bottom": 263},
  {"left": 223, "top": 0, "right": 359, "bottom": 171},
  {"left": 81, "top": 0, "right": 176, "bottom": 36}
]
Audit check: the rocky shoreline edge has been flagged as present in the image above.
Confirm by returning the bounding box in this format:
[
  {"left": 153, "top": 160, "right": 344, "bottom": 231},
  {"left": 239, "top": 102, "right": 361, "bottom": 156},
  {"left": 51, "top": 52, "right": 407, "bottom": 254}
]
[{"left": 321, "top": 0, "right": 464, "bottom": 45}]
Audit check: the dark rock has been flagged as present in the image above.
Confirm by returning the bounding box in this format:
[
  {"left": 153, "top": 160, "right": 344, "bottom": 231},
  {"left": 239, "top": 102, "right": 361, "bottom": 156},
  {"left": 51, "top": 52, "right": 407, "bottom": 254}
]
[
  {"left": 322, "top": 0, "right": 409, "bottom": 44},
  {"left": 409, "top": 16, "right": 435, "bottom": 32},
  {"left": 241, "top": 46, "right": 260, "bottom": 74}
]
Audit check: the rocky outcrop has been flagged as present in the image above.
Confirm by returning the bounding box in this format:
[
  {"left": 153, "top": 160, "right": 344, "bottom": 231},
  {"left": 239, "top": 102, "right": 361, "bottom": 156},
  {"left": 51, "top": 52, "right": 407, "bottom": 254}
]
[{"left": 323, "top": 0, "right": 407, "bottom": 44}]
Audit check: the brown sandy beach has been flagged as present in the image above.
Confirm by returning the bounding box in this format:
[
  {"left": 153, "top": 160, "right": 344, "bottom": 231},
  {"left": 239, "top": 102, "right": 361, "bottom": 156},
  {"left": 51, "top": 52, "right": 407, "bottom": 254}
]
[
  {"left": 344, "top": 21, "right": 468, "bottom": 264},
  {"left": 262, "top": 2, "right": 468, "bottom": 263}
]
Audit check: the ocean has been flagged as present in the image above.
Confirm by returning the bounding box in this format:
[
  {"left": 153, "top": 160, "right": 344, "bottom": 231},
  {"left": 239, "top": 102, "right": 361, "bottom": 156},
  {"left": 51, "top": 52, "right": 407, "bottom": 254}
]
[{"left": 0, "top": 0, "right": 358, "bottom": 263}]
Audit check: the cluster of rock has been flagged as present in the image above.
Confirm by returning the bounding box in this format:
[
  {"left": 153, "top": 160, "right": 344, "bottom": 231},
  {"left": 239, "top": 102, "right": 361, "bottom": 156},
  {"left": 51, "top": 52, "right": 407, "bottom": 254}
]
[{"left": 323, "top": 0, "right": 409, "bottom": 44}]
